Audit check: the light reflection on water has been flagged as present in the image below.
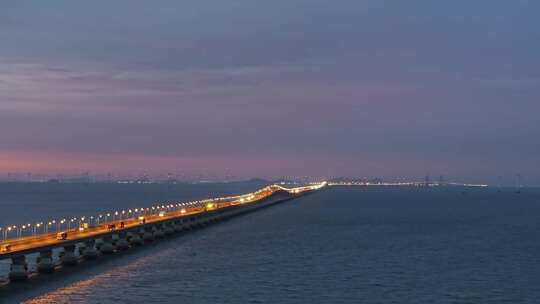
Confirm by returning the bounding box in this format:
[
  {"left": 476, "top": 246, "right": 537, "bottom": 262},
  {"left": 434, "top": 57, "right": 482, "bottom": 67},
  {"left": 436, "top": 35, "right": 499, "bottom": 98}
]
[{"left": 23, "top": 249, "right": 174, "bottom": 304}]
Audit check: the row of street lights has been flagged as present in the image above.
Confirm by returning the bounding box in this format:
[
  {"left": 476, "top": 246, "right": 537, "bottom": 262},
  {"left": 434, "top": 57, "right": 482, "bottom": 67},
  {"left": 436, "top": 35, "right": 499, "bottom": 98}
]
[
  {"left": 1, "top": 185, "right": 285, "bottom": 242},
  {"left": 1, "top": 200, "right": 210, "bottom": 241}
]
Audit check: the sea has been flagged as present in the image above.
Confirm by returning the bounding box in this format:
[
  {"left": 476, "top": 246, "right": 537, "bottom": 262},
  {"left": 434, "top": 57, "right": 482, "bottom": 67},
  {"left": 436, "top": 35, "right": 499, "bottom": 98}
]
[{"left": 1, "top": 182, "right": 540, "bottom": 303}]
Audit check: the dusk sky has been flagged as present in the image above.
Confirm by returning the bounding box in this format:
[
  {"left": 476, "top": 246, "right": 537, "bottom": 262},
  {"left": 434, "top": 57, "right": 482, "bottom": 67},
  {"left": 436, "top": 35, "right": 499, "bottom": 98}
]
[{"left": 1, "top": 1, "right": 539, "bottom": 184}]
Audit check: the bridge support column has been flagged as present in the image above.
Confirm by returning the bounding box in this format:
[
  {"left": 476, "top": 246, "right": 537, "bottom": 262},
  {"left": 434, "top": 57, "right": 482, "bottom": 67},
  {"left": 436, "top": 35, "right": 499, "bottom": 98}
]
[
  {"left": 217, "top": 210, "right": 226, "bottom": 221},
  {"left": 36, "top": 249, "right": 55, "bottom": 273},
  {"left": 80, "top": 239, "right": 98, "bottom": 259},
  {"left": 9, "top": 255, "right": 28, "bottom": 281},
  {"left": 183, "top": 219, "right": 193, "bottom": 231},
  {"left": 116, "top": 232, "right": 129, "bottom": 251},
  {"left": 99, "top": 236, "right": 115, "bottom": 254},
  {"left": 191, "top": 217, "right": 200, "bottom": 228},
  {"left": 200, "top": 215, "right": 209, "bottom": 227},
  {"left": 164, "top": 223, "right": 175, "bottom": 236},
  {"left": 193, "top": 216, "right": 203, "bottom": 228},
  {"left": 153, "top": 224, "right": 165, "bottom": 238},
  {"left": 128, "top": 231, "right": 143, "bottom": 246},
  {"left": 174, "top": 220, "right": 184, "bottom": 233},
  {"left": 200, "top": 215, "right": 209, "bottom": 226},
  {"left": 143, "top": 227, "right": 154, "bottom": 242},
  {"left": 226, "top": 208, "right": 236, "bottom": 218},
  {"left": 60, "top": 244, "right": 77, "bottom": 266},
  {"left": 211, "top": 212, "right": 220, "bottom": 222}
]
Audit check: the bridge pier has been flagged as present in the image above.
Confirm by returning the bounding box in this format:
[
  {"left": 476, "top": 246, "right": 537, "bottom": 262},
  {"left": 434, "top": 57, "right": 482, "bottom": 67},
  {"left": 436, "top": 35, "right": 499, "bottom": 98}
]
[
  {"left": 9, "top": 255, "right": 28, "bottom": 281},
  {"left": 200, "top": 215, "right": 208, "bottom": 227},
  {"left": 196, "top": 215, "right": 205, "bottom": 226},
  {"left": 200, "top": 214, "right": 210, "bottom": 226},
  {"left": 36, "top": 249, "right": 55, "bottom": 273},
  {"left": 143, "top": 227, "right": 154, "bottom": 242},
  {"left": 153, "top": 225, "right": 165, "bottom": 238},
  {"left": 211, "top": 212, "right": 219, "bottom": 222},
  {"left": 164, "top": 223, "right": 175, "bottom": 236},
  {"left": 116, "top": 232, "right": 129, "bottom": 251},
  {"left": 174, "top": 220, "right": 184, "bottom": 232},
  {"left": 128, "top": 231, "right": 143, "bottom": 246},
  {"left": 224, "top": 209, "right": 235, "bottom": 219},
  {"left": 209, "top": 212, "right": 219, "bottom": 223},
  {"left": 218, "top": 209, "right": 227, "bottom": 220},
  {"left": 99, "top": 236, "right": 115, "bottom": 254},
  {"left": 183, "top": 218, "right": 193, "bottom": 231},
  {"left": 60, "top": 244, "right": 77, "bottom": 266},
  {"left": 80, "top": 239, "right": 98, "bottom": 259},
  {"left": 193, "top": 216, "right": 204, "bottom": 228}
]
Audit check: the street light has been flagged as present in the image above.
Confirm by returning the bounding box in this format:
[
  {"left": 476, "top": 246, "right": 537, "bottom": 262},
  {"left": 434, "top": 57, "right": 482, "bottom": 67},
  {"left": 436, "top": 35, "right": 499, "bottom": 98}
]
[
  {"left": 18, "top": 225, "right": 26, "bottom": 238},
  {"left": 4, "top": 226, "right": 13, "bottom": 241},
  {"left": 33, "top": 223, "right": 41, "bottom": 236}
]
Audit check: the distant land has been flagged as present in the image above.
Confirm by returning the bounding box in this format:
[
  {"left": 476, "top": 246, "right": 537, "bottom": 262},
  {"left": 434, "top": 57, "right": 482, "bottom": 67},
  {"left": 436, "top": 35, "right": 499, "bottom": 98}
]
[{"left": 1, "top": 172, "right": 534, "bottom": 188}]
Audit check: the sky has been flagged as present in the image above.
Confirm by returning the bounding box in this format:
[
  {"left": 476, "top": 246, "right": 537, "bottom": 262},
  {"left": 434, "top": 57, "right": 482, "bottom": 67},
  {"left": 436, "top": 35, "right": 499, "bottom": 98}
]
[{"left": 0, "top": 0, "right": 539, "bottom": 184}]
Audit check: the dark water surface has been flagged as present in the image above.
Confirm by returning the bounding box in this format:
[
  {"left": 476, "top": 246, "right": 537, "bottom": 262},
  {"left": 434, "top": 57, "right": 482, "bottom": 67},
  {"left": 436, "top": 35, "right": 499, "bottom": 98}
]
[{"left": 1, "top": 184, "right": 540, "bottom": 303}]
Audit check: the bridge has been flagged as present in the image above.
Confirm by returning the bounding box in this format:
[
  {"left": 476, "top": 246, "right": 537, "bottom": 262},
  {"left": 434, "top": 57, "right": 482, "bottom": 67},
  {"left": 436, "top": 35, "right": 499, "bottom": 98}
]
[{"left": 0, "top": 182, "right": 327, "bottom": 282}]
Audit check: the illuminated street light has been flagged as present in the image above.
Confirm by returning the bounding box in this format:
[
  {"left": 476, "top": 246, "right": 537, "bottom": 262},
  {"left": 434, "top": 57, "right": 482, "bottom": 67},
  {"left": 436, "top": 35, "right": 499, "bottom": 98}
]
[
  {"left": 18, "top": 225, "right": 27, "bottom": 238},
  {"left": 4, "top": 226, "right": 13, "bottom": 240},
  {"left": 33, "top": 223, "right": 41, "bottom": 236}
]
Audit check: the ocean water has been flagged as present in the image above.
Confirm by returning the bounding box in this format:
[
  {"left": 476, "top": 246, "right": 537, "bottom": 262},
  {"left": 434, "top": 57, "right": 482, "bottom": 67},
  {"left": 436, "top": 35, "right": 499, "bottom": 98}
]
[{"left": 1, "top": 184, "right": 540, "bottom": 303}]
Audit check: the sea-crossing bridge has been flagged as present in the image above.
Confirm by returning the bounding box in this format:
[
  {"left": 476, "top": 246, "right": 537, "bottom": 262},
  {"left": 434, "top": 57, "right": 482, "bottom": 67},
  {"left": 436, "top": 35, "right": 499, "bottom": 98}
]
[{"left": 0, "top": 182, "right": 327, "bottom": 282}]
